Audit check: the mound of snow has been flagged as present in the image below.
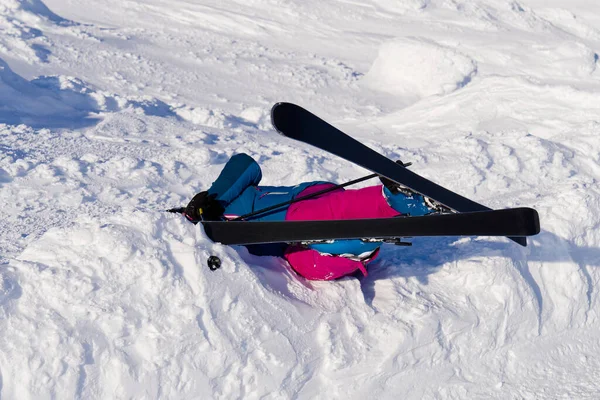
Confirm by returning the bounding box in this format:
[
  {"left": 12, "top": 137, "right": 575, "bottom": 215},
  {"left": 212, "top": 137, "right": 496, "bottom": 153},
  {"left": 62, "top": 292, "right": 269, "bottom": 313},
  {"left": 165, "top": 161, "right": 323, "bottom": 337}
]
[
  {"left": 362, "top": 37, "right": 477, "bottom": 99},
  {"left": 0, "top": 0, "right": 73, "bottom": 26},
  {"left": 0, "top": 58, "right": 177, "bottom": 128},
  {"left": 371, "top": 0, "right": 429, "bottom": 14},
  {"left": 0, "top": 0, "right": 79, "bottom": 64},
  {"left": 0, "top": 58, "right": 95, "bottom": 127},
  {"left": 2, "top": 209, "right": 317, "bottom": 399},
  {"left": 528, "top": 41, "right": 598, "bottom": 78}
]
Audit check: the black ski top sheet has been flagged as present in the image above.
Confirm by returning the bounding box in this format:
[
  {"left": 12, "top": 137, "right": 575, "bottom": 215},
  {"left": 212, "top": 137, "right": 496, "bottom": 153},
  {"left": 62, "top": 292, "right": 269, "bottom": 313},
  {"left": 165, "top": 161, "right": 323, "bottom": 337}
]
[{"left": 202, "top": 207, "right": 540, "bottom": 245}]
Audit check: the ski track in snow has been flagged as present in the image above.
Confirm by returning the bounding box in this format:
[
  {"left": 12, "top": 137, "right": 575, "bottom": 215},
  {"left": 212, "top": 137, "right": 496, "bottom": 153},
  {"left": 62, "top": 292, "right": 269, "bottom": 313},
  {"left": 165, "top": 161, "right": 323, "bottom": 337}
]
[{"left": 2, "top": 0, "right": 600, "bottom": 398}]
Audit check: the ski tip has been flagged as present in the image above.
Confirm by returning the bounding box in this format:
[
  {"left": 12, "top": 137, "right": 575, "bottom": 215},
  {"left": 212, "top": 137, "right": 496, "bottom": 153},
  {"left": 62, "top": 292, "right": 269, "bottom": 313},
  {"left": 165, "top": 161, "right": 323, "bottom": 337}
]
[
  {"left": 530, "top": 208, "right": 541, "bottom": 235},
  {"left": 270, "top": 102, "right": 296, "bottom": 135},
  {"left": 271, "top": 102, "right": 294, "bottom": 110},
  {"left": 271, "top": 102, "right": 296, "bottom": 116},
  {"left": 270, "top": 103, "right": 284, "bottom": 134},
  {"left": 270, "top": 102, "right": 285, "bottom": 115},
  {"left": 509, "top": 207, "right": 540, "bottom": 247},
  {"left": 520, "top": 207, "right": 541, "bottom": 236}
]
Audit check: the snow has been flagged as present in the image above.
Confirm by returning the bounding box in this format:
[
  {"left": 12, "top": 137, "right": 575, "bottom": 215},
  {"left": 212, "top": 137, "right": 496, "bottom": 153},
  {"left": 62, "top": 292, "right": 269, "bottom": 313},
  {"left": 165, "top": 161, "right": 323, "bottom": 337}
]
[
  {"left": 2, "top": 0, "right": 600, "bottom": 398},
  {"left": 363, "top": 37, "right": 477, "bottom": 100}
]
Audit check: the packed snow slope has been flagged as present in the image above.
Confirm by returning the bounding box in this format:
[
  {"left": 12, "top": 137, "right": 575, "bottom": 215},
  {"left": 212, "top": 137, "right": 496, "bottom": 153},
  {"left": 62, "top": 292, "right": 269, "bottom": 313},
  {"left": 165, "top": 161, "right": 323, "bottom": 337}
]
[{"left": 2, "top": 0, "right": 600, "bottom": 398}]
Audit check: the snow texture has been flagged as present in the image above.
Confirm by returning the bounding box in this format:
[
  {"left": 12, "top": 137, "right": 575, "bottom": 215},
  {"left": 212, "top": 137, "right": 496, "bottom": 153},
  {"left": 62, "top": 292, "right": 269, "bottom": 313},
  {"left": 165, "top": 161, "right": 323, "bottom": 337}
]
[{"left": 2, "top": 0, "right": 600, "bottom": 398}]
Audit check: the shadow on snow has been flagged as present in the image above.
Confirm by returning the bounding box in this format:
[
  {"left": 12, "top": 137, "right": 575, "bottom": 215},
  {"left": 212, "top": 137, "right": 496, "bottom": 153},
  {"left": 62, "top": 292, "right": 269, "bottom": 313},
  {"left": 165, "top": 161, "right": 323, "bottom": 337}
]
[
  {"left": 232, "top": 228, "right": 600, "bottom": 331},
  {"left": 0, "top": 57, "right": 178, "bottom": 129}
]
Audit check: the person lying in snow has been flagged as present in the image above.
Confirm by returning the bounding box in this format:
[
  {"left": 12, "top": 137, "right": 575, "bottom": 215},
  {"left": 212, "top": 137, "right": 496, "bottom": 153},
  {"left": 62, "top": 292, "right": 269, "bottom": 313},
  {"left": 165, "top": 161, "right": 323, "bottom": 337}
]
[{"left": 184, "top": 153, "right": 448, "bottom": 280}]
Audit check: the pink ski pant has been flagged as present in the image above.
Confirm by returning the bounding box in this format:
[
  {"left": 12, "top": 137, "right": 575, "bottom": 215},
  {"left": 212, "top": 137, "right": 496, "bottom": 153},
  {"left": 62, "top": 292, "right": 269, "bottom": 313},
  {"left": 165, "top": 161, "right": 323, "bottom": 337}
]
[{"left": 284, "top": 184, "right": 400, "bottom": 280}]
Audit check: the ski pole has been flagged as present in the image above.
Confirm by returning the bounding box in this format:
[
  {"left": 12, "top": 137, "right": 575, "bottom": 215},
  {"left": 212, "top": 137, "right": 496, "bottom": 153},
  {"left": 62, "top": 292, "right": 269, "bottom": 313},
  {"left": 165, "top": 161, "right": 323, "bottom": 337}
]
[
  {"left": 165, "top": 162, "right": 412, "bottom": 219},
  {"left": 169, "top": 171, "right": 387, "bottom": 272},
  {"left": 233, "top": 173, "right": 377, "bottom": 220},
  {"left": 166, "top": 207, "right": 186, "bottom": 214},
  {"left": 165, "top": 161, "right": 411, "bottom": 272},
  {"left": 232, "top": 161, "right": 411, "bottom": 221}
]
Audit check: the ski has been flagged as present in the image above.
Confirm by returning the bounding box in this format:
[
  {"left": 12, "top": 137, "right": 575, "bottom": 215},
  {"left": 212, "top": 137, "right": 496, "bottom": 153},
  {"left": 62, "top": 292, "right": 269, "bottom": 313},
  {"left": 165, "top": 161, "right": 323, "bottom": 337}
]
[
  {"left": 202, "top": 207, "right": 540, "bottom": 245},
  {"left": 271, "top": 102, "right": 530, "bottom": 247}
]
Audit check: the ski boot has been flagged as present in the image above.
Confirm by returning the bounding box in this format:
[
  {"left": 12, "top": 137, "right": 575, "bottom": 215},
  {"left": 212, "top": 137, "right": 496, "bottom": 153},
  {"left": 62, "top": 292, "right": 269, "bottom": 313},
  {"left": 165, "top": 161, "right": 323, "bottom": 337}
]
[
  {"left": 380, "top": 161, "right": 454, "bottom": 215},
  {"left": 422, "top": 196, "right": 454, "bottom": 214}
]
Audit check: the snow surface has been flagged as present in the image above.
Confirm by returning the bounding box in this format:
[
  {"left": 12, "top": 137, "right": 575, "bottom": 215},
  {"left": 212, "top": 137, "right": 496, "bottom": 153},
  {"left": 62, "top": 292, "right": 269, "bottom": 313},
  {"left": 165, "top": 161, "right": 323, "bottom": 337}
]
[{"left": 2, "top": 0, "right": 600, "bottom": 398}]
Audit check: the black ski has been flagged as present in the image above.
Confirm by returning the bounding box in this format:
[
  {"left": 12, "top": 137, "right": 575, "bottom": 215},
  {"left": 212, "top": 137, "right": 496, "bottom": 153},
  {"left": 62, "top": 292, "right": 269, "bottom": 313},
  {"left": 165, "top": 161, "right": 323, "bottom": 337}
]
[
  {"left": 271, "top": 102, "right": 530, "bottom": 247},
  {"left": 202, "top": 207, "right": 540, "bottom": 245}
]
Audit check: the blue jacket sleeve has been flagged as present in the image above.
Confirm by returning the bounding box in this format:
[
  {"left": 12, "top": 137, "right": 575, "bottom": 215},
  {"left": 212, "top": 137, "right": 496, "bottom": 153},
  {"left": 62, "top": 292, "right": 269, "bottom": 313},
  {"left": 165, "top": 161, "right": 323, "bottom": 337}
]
[{"left": 207, "top": 153, "right": 262, "bottom": 206}]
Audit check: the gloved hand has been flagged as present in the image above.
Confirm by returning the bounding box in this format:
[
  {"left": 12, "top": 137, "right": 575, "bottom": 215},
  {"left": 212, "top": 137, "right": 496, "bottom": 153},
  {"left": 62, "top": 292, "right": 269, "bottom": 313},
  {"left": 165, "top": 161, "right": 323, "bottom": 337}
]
[{"left": 183, "top": 191, "right": 224, "bottom": 223}]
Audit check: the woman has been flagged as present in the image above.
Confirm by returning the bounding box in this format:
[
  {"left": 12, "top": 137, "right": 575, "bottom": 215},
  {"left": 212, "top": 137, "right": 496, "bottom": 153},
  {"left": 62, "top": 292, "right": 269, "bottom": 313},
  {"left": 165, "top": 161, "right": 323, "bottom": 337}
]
[{"left": 184, "top": 153, "right": 445, "bottom": 280}]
